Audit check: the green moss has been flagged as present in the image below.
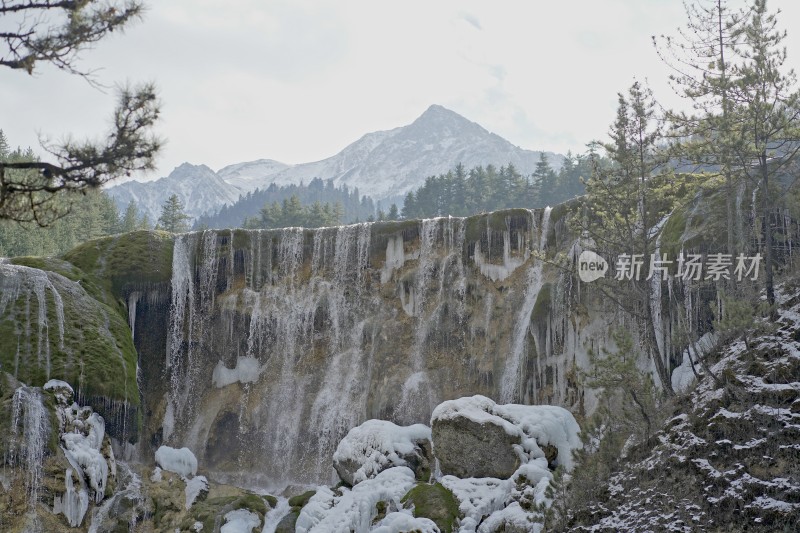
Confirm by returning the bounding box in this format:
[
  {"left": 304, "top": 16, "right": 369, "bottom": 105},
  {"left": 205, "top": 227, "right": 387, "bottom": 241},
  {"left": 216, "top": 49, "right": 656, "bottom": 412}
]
[
  {"left": 63, "top": 230, "right": 174, "bottom": 299},
  {"left": 0, "top": 261, "right": 140, "bottom": 412},
  {"left": 184, "top": 493, "right": 269, "bottom": 533},
  {"left": 549, "top": 198, "right": 582, "bottom": 228},
  {"left": 233, "top": 493, "right": 269, "bottom": 516},
  {"left": 288, "top": 489, "right": 316, "bottom": 509},
  {"left": 374, "top": 500, "right": 388, "bottom": 524},
  {"left": 401, "top": 482, "right": 460, "bottom": 533}
]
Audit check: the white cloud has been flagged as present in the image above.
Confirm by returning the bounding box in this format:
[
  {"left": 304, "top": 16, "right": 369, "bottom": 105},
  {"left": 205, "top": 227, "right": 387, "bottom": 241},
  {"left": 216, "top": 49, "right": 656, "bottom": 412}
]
[{"left": 2, "top": 0, "right": 799, "bottom": 181}]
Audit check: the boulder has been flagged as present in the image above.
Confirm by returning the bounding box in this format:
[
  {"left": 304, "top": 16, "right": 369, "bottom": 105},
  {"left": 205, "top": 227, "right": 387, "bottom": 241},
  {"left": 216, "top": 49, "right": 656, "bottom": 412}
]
[
  {"left": 332, "top": 419, "right": 433, "bottom": 486},
  {"left": 432, "top": 412, "right": 522, "bottom": 479},
  {"left": 430, "top": 395, "right": 582, "bottom": 479}
]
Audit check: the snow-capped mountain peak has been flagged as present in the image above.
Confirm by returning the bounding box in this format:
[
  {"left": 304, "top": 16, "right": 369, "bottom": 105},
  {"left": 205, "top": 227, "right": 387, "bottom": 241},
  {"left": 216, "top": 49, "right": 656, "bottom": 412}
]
[{"left": 106, "top": 105, "right": 563, "bottom": 222}]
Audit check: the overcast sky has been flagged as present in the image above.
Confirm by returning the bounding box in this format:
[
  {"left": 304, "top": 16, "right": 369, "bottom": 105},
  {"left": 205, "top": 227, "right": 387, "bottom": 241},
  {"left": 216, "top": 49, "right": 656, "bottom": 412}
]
[{"left": 2, "top": 0, "right": 800, "bottom": 182}]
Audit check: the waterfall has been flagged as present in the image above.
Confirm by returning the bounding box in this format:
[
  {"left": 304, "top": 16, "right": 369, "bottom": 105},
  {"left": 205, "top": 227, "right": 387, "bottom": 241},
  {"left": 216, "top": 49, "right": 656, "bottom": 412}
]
[
  {"left": 0, "top": 264, "right": 65, "bottom": 382},
  {"left": 159, "top": 210, "right": 564, "bottom": 487},
  {"left": 9, "top": 385, "right": 49, "bottom": 532},
  {"left": 87, "top": 462, "right": 144, "bottom": 533},
  {"left": 127, "top": 292, "right": 140, "bottom": 341},
  {"left": 397, "top": 217, "right": 466, "bottom": 425},
  {"left": 500, "top": 207, "right": 551, "bottom": 403}
]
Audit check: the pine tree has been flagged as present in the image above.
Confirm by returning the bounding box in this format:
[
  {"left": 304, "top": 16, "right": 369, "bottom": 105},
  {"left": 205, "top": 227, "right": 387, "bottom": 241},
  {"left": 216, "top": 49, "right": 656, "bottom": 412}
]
[
  {"left": 655, "top": 0, "right": 746, "bottom": 268},
  {"left": 0, "top": 2, "right": 161, "bottom": 225},
  {"left": 728, "top": 0, "right": 800, "bottom": 307},
  {"left": 121, "top": 200, "right": 140, "bottom": 233},
  {"left": 0, "top": 130, "right": 9, "bottom": 158},
  {"left": 580, "top": 81, "right": 675, "bottom": 395},
  {"left": 532, "top": 153, "right": 557, "bottom": 205},
  {"left": 387, "top": 204, "right": 399, "bottom": 221},
  {"left": 157, "top": 194, "right": 190, "bottom": 233}
]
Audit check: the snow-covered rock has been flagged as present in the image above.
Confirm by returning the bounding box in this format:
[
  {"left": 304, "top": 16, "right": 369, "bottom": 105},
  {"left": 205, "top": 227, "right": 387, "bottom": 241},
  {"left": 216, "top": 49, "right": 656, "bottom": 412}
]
[
  {"left": 431, "top": 395, "right": 581, "bottom": 478},
  {"left": 295, "top": 467, "right": 416, "bottom": 533},
  {"left": 44, "top": 379, "right": 74, "bottom": 405},
  {"left": 440, "top": 459, "right": 553, "bottom": 533},
  {"left": 155, "top": 446, "right": 198, "bottom": 478},
  {"left": 332, "top": 419, "right": 433, "bottom": 486}
]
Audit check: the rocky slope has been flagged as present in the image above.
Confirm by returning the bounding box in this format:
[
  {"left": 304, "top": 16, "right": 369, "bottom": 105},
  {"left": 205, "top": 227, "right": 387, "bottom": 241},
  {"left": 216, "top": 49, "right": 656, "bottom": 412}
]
[{"left": 564, "top": 281, "right": 800, "bottom": 532}]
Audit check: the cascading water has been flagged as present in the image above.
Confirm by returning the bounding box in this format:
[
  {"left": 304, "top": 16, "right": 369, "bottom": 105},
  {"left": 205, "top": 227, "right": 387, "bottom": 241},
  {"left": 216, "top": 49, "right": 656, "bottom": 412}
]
[
  {"left": 500, "top": 207, "right": 551, "bottom": 404},
  {"left": 397, "top": 217, "right": 467, "bottom": 425},
  {"left": 0, "top": 264, "right": 65, "bottom": 382},
  {"left": 9, "top": 385, "right": 49, "bottom": 532},
  {"left": 160, "top": 209, "right": 574, "bottom": 487}
]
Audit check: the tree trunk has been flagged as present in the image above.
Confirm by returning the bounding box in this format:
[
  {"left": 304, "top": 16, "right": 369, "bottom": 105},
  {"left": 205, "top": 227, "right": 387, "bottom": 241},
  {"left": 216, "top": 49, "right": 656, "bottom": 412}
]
[{"left": 762, "top": 152, "right": 775, "bottom": 306}]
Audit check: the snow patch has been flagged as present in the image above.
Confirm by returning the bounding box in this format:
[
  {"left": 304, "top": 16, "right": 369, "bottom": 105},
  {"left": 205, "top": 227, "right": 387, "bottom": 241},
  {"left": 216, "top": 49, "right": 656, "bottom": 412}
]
[
  {"left": 671, "top": 333, "right": 717, "bottom": 393},
  {"left": 372, "top": 510, "right": 440, "bottom": 532},
  {"left": 185, "top": 475, "right": 208, "bottom": 509},
  {"left": 439, "top": 475, "right": 510, "bottom": 531}
]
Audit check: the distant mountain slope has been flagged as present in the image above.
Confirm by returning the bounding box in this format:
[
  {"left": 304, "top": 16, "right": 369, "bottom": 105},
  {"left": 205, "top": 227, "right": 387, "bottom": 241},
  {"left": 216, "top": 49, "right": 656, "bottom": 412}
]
[
  {"left": 233, "top": 105, "right": 563, "bottom": 205},
  {"left": 106, "top": 105, "right": 564, "bottom": 223},
  {"left": 106, "top": 163, "right": 241, "bottom": 223},
  {"left": 216, "top": 159, "right": 291, "bottom": 193}
]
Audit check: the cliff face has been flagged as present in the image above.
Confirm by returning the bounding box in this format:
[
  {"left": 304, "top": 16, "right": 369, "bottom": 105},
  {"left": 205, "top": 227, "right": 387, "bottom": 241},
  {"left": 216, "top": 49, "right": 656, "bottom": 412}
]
[
  {"left": 1, "top": 205, "right": 696, "bottom": 489},
  {"left": 136, "top": 207, "right": 626, "bottom": 488}
]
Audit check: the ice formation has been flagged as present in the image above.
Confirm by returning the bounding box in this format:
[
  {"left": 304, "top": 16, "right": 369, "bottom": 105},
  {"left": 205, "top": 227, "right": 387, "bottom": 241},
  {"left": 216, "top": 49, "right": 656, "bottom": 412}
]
[
  {"left": 220, "top": 508, "right": 262, "bottom": 533},
  {"left": 10, "top": 386, "right": 50, "bottom": 530},
  {"left": 295, "top": 467, "right": 417, "bottom": 533},
  {"left": 212, "top": 356, "right": 263, "bottom": 388},
  {"left": 155, "top": 445, "right": 198, "bottom": 478}
]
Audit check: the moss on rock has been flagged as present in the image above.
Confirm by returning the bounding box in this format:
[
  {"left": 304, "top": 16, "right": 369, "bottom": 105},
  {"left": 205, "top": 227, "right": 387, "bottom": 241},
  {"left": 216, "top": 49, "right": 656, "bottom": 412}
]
[
  {"left": 0, "top": 258, "right": 141, "bottom": 442},
  {"left": 401, "top": 482, "right": 460, "bottom": 533},
  {"left": 63, "top": 230, "right": 174, "bottom": 299}
]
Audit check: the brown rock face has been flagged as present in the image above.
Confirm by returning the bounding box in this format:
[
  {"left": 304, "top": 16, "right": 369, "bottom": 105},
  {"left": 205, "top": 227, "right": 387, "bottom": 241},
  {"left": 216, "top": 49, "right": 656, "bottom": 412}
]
[{"left": 432, "top": 416, "right": 522, "bottom": 479}]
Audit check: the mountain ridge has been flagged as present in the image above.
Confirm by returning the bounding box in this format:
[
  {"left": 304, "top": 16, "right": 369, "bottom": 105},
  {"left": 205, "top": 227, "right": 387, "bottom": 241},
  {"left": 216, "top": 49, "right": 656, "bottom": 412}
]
[{"left": 106, "top": 104, "right": 564, "bottom": 223}]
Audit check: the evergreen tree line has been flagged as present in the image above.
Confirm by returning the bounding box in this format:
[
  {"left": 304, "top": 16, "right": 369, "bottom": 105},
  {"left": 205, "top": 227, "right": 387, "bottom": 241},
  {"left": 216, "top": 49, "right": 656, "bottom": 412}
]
[
  {"left": 194, "top": 177, "right": 377, "bottom": 229},
  {"left": 400, "top": 154, "right": 589, "bottom": 219},
  {"left": 0, "top": 131, "right": 151, "bottom": 257},
  {"left": 242, "top": 195, "right": 344, "bottom": 229}
]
